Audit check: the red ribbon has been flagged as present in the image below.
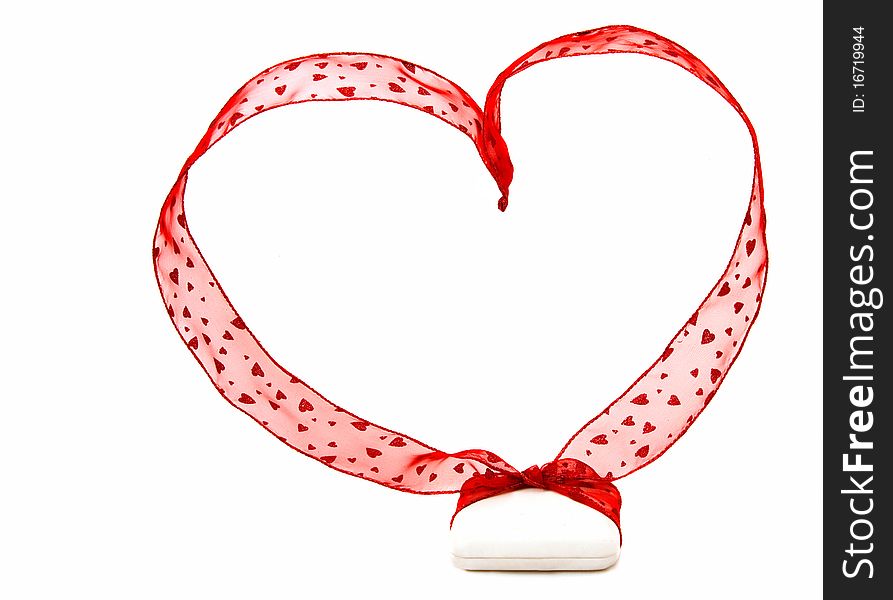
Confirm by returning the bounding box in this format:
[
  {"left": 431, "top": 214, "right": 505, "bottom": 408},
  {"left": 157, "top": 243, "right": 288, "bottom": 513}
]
[
  {"left": 453, "top": 458, "right": 622, "bottom": 536},
  {"left": 154, "top": 25, "right": 767, "bottom": 545}
]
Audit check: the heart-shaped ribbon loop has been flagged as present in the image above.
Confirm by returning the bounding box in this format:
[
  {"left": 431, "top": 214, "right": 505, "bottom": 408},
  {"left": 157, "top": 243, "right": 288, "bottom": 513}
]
[{"left": 153, "top": 25, "right": 766, "bottom": 545}]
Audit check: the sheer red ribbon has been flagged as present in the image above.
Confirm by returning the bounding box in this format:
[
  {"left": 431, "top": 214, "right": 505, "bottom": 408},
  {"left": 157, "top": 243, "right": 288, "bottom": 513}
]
[{"left": 153, "top": 25, "right": 767, "bottom": 540}]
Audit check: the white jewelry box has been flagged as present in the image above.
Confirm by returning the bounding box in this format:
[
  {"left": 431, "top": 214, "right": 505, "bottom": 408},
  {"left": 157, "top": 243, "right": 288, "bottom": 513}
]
[{"left": 449, "top": 488, "right": 621, "bottom": 571}]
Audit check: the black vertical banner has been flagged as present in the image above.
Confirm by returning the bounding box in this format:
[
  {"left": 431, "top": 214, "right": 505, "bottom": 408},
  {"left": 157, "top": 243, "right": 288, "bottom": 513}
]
[{"left": 824, "top": 4, "right": 890, "bottom": 596}]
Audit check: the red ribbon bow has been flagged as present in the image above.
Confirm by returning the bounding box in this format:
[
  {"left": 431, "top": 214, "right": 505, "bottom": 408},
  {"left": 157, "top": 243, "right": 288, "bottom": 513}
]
[{"left": 452, "top": 458, "right": 622, "bottom": 538}]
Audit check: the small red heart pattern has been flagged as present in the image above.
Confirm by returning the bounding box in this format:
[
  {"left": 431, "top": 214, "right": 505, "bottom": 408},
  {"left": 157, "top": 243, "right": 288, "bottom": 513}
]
[{"left": 154, "top": 25, "right": 766, "bottom": 497}]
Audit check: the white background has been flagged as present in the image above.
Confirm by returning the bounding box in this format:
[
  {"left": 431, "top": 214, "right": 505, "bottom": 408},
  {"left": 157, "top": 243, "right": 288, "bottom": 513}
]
[{"left": 1, "top": 1, "right": 821, "bottom": 598}]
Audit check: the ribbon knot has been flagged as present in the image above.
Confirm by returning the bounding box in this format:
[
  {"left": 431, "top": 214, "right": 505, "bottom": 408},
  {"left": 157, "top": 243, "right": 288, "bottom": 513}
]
[
  {"left": 452, "top": 458, "right": 622, "bottom": 538},
  {"left": 520, "top": 464, "right": 545, "bottom": 488}
]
